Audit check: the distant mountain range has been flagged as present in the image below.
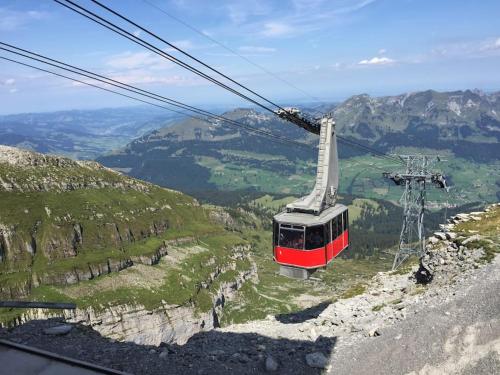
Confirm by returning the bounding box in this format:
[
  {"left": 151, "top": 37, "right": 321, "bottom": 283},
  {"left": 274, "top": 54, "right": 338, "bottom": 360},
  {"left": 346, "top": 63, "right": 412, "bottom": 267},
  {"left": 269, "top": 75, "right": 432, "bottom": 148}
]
[
  {"left": 97, "top": 90, "right": 500, "bottom": 203},
  {"left": 0, "top": 106, "right": 182, "bottom": 159},
  {"left": 330, "top": 89, "right": 500, "bottom": 162}
]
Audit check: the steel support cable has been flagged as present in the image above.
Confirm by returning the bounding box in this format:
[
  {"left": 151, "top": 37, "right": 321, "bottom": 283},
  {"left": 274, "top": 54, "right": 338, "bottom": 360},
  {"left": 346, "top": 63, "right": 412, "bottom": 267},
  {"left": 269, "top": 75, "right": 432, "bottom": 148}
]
[
  {"left": 7, "top": 2, "right": 403, "bottom": 164},
  {"left": 0, "top": 43, "right": 304, "bottom": 147},
  {"left": 0, "top": 55, "right": 192, "bottom": 116},
  {"left": 140, "top": 0, "right": 322, "bottom": 105},
  {"left": 0, "top": 44, "right": 213, "bottom": 117},
  {"left": 0, "top": 54, "right": 309, "bottom": 149},
  {"left": 335, "top": 136, "right": 404, "bottom": 164},
  {"left": 3, "top": 43, "right": 386, "bottom": 159},
  {"left": 54, "top": 0, "right": 314, "bottom": 130},
  {"left": 3, "top": 47, "right": 401, "bottom": 165},
  {"left": 90, "top": 0, "right": 311, "bottom": 114},
  {"left": 2, "top": 49, "right": 401, "bottom": 162},
  {"left": 55, "top": 1, "right": 276, "bottom": 114},
  {"left": 55, "top": 1, "right": 400, "bottom": 163},
  {"left": 336, "top": 136, "right": 401, "bottom": 162},
  {"left": 0, "top": 47, "right": 408, "bottom": 169},
  {"left": 0, "top": 52, "right": 403, "bottom": 167}
]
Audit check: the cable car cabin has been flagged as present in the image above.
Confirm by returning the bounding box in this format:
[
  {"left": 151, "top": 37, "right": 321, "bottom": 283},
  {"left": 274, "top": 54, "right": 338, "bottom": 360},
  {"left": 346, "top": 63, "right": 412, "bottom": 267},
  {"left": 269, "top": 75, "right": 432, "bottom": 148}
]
[{"left": 273, "top": 204, "right": 349, "bottom": 279}]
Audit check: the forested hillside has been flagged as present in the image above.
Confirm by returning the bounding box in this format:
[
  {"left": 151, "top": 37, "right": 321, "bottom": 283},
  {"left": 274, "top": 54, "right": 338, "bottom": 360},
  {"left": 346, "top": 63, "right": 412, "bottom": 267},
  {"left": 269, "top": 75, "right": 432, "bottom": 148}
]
[{"left": 98, "top": 90, "right": 500, "bottom": 204}]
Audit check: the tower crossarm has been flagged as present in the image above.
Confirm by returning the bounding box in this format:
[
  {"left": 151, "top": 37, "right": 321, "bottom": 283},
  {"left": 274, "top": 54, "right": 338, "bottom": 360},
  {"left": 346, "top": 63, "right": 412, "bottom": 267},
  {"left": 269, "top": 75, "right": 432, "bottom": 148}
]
[{"left": 275, "top": 107, "right": 321, "bottom": 134}]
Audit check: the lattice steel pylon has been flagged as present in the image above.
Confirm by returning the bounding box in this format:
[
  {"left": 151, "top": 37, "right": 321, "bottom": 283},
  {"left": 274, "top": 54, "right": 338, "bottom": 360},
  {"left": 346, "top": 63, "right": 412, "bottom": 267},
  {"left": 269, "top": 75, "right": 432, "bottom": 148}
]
[{"left": 384, "top": 155, "right": 448, "bottom": 270}]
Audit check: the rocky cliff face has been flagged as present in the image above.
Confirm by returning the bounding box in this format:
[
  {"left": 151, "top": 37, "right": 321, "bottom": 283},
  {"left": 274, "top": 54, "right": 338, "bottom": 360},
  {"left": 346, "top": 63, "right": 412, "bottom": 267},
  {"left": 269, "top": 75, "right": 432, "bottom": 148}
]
[
  {"left": 0, "top": 146, "right": 220, "bottom": 301},
  {"left": 6, "top": 244, "right": 257, "bottom": 346}
]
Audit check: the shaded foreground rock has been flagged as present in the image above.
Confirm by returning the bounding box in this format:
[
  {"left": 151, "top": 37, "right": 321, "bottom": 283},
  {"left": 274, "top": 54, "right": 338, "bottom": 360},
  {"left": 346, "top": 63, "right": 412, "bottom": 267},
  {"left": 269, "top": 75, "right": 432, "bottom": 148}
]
[
  {"left": 7, "top": 247, "right": 256, "bottom": 346},
  {"left": 43, "top": 324, "right": 73, "bottom": 335},
  {"left": 265, "top": 355, "right": 279, "bottom": 372},
  {"left": 305, "top": 352, "right": 329, "bottom": 368},
  {"left": 1, "top": 319, "right": 336, "bottom": 375}
]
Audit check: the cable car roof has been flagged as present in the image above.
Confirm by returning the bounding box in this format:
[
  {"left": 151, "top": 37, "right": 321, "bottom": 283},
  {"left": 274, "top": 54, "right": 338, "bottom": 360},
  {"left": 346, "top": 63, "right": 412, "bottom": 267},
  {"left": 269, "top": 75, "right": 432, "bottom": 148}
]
[{"left": 273, "top": 203, "right": 347, "bottom": 226}]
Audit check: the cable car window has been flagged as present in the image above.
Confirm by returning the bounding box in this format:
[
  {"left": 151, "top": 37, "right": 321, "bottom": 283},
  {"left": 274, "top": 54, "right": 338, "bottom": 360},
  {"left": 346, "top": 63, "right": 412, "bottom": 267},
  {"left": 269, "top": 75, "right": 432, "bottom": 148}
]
[
  {"left": 305, "top": 225, "right": 325, "bottom": 250},
  {"left": 279, "top": 228, "right": 304, "bottom": 249},
  {"left": 335, "top": 215, "right": 342, "bottom": 237},
  {"left": 325, "top": 221, "right": 331, "bottom": 243},
  {"left": 342, "top": 210, "right": 348, "bottom": 231},
  {"left": 331, "top": 217, "right": 338, "bottom": 239}
]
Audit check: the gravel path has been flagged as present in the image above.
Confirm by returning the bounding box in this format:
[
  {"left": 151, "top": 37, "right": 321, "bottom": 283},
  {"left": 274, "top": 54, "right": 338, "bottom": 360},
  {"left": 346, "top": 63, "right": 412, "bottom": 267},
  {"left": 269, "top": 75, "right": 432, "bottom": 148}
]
[{"left": 327, "top": 256, "right": 500, "bottom": 375}]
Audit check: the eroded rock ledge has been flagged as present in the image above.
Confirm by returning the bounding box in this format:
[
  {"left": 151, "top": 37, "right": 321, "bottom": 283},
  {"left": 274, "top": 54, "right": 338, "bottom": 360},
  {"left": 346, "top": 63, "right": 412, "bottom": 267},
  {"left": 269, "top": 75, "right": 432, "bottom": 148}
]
[{"left": 4, "top": 244, "right": 257, "bottom": 346}]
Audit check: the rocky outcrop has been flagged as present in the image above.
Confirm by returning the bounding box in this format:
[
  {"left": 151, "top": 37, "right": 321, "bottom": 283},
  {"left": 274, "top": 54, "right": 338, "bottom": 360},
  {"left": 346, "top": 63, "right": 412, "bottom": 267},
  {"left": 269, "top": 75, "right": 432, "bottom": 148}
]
[
  {"left": 6, "top": 244, "right": 257, "bottom": 346},
  {"left": 0, "top": 145, "right": 150, "bottom": 193},
  {"left": 25, "top": 235, "right": 193, "bottom": 294},
  {"left": 418, "top": 203, "right": 500, "bottom": 284},
  {"left": 0, "top": 224, "right": 12, "bottom": 263},
  {"left": 0, "top": 219, "right": 174, "bottom": 298}
]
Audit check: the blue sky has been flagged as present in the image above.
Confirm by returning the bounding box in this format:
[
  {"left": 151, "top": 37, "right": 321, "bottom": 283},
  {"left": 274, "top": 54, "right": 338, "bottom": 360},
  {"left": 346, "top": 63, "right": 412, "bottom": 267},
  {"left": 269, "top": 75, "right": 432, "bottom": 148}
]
[{"left": 0, "top": 0, "right": 499, "bottom": 114}]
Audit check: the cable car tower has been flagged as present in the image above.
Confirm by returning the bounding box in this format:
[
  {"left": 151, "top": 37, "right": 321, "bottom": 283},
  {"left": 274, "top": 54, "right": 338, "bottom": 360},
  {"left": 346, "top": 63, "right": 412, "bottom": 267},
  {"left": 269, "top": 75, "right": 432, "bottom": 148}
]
[
  {"left": 383, "top": 155, "right": 448, "bottom": 270},
  {"left": 272, "top": 110, "right": 349, "bottom": 279}
]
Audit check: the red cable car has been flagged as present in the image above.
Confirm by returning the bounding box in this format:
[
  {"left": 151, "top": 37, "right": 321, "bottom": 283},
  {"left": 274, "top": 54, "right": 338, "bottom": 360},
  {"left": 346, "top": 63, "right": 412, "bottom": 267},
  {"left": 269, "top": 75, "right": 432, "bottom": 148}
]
[
  {"left": 273, "top": 204, "right": 349, "bottom": 270},
  {"left": 272, "top": 115, "right": 349, "bottom": 279}
]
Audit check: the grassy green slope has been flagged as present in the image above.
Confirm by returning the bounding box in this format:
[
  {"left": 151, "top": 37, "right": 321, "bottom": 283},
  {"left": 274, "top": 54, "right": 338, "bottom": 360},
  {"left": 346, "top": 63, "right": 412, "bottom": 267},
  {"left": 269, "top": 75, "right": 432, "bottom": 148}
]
[{"left": 0, "top": 146, "right": 253, "bottom": 324}]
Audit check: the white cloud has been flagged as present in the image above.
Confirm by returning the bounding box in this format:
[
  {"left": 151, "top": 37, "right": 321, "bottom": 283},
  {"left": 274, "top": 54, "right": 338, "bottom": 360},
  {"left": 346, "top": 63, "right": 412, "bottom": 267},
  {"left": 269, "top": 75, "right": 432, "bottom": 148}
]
[
  {"left": 261, "top": 22, "right": 294, "bottom": 37},
  {"left": 211, "top": 0, "right": 377, "bottom": 41},
  {"left": 132, "top": 29, "right": 142, "bottom": 38},
  {"left": 333, "top": 0, "right": 376, "bottom": 14},
  {"left": 332, "top": 62, "right": 343, "bottom": 70},
  {"left": 358, "top": 56, "right": 395, "bottom": 65},
  {"left": 69, "top": 68, "right": 205, "bottom": 87},
  {"left": 105, "top": 51, "right": 171, "bottom": 70},
  {"left": 2, "top": 78, "right": 15, "bottom": 86},
  {"left": 170, "top": 39, "right": 194, "bottom": 50},
  {"left": 9, "top": 88, "right": 18, "bottom": 93},
  {"left": 0, "top": 8, "right": 48, "bottom": 31},
  {"left": 428, "top": 36, "right": 500, "bottom": 61},
  {"left": 105, "top": 40, "right": 198, "bottom": 70},
  {"left": 226, "top": 1, "right": 272, "bottom": 25},
  {"left": 480, "top": 37, "right": 500, "bottom": 51},
  {"left": 107, "top": 73, "right": 203, "bottom": 86},
  {"left": 378, "top": 48, "right": 387, "bottom": 55},
  {"left": 238, "top": 46, "right": 276, "bottom": 53}
]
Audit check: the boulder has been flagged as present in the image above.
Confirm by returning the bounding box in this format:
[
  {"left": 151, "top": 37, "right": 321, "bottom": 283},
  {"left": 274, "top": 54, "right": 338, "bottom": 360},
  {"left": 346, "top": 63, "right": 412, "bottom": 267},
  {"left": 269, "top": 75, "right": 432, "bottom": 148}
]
[
  {"left": 305, "top": 352, "right": 328, "bottom": 368},
  {"left": 462, "top": 235, "right": 482, "bottom": 245},
  {"left": 265, "top": 355, "right": 279, "bottom": 372},
  {"left": 434, "top": 232, "right": 447, "bottom": 240},
  {"left": 367, "top": 328, "right": 381, "bottom": 337},
  {"left": 428, "top": 237, "right": 439, "bottom": 244},
  {"left": 43, "top": 324, "right": 72, "bottom": 335},
  {"left": 445, "top": 232, "right": 457, "bottom": 240}
]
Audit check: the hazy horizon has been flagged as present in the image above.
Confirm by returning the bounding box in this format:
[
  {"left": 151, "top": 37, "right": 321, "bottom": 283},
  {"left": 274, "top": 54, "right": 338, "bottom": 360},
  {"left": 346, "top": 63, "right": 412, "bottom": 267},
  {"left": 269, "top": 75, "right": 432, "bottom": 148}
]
[
  {"left": 1, "top": 86, "right": 499, "bottom": 117},
  {"left": 1, "top": 0, "right": 500, "bottom": 114}
]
